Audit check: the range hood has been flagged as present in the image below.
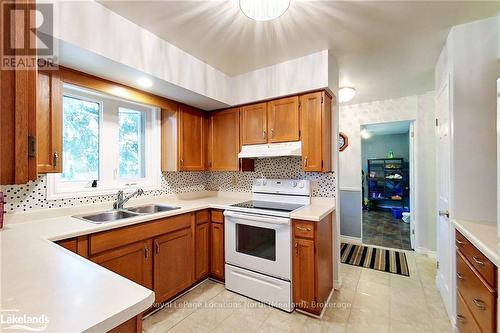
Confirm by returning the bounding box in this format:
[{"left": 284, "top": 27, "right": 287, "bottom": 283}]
[{"left": 238, "top": 141, "right": 302, "bottom": 159}]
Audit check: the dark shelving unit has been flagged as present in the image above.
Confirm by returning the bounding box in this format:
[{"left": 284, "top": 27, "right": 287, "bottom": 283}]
[{"left": 367, "top": 158, "right": 408, "bottom": 210}]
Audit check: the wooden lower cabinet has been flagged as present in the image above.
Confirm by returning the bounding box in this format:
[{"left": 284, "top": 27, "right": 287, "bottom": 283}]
[
  {"left": 153, "top": 226, "right": 195, "bottom": 303},
  {"left": 292, "top": 213, "right": 333, "bottom": 315},
  {"left": 456, "top": 291, "right": 482, "bottom": 333},
  {"left": 456, "top": 230, "right": 497, "bottom": 333},
  {"left": 107, "top": 315, "right": 142, "bottom": 333},
  {"left": 91, "top": 240, "right": 153, "bottom": 290},
  {"left": 293, "top": 238, "right": 316, "bottom": 309},
  {"left": 195, "top": 221, "right": 210, "bottom": 280},
  {"left": 56, "top": 236, "right": 89, "bottom": 258},
  {"left": 210, "top": 215, "right": 225, "bottom": 281}
]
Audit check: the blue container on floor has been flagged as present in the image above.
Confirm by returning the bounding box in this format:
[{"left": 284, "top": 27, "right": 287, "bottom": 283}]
[{"left": 391, "top": 207, "right": 409, "bottom": 219}]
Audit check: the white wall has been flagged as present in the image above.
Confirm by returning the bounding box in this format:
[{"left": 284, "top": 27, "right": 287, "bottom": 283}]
[
  {"left": 447, "top": 16, "right": 499, "bottom": 223},
  {"left": 339, "top": 92, "right": 437, "bottom": 251}
]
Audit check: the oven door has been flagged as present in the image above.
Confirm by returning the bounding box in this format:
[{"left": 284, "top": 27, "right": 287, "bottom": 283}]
[{"left": 224, "top": 210, "right": 291, "bottom": 280}]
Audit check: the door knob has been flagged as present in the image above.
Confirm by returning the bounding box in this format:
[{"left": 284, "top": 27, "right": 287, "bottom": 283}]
[{"left": 438, "top": 210, "right": 449, "bottom": 218}]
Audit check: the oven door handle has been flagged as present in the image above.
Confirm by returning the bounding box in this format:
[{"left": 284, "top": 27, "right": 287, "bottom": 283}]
[{"left": 224, "top": 211, "right": 291, "bottom": 225}]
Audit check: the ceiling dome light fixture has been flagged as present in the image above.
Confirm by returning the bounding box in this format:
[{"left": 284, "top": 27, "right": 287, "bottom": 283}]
[
  {"left": 338, "top": 87, "right": 356, "bottom": 103},
  {"left": 239, "top": 0, "right": 290, "bottom": 21}
]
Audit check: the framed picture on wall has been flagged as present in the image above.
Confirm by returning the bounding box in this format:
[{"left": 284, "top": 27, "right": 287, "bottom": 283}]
[{"left": 339, "top": 132, "right": 349, "bottom": 152}]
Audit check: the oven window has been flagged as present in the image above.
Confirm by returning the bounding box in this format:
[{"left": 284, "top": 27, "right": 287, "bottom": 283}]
[{"left": 236, "top": 224, "right": 276, "bottom": 261}]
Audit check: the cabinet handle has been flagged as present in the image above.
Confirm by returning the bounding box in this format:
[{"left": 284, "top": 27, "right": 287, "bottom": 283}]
[
  {"left": 296, "top": 226, "right": 312, "bottom": 232},
  {"left": 304, "top": 157, "right": 308, "bottom": 167},
  {"left": 53, "top": 151, "right": 59, "bottom": 167},
  {"left": 270, "top": 128, "right": 274, "bottom": 139},
  {"left": 295, "top": 242, "right": 298, "bottom": 255},
  {"left": 144, "top": 246, "right": 149, "bottom": 259},
  {"left": 262, "top": 130, "right": 266, "bottom": 140},
  {"left": 456, "top": 272, "right": 465, "bottom": 280},
  {"left": 456, "top": 315, "right": 465, "bottom": 323},
  {"left": 155, "top": 241, "right": 160, "bottom": 254},
  {"left": 180, "top": 159, "right": 184, "bottom": 167},
  {"left": 472, "top": 256, "right": 485, "bottom": 266},
  {"left": 455, "top": 239, "right": 466, "bottom": 246},
  {"left": 472, "top": 298, "right": 486, "bottom": 310}
]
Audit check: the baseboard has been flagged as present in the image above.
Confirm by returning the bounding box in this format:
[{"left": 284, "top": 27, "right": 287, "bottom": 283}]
[
  {"left": 415, "top": 247, "right": 437, "bottom": 258},
  {"left": 340, "top": 235, "right": 362, "bottom": 245}
]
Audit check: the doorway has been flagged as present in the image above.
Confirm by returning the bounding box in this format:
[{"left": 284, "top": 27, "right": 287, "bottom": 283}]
[{"left": 361, "top": 121, "right": 414, "bottom": 250}]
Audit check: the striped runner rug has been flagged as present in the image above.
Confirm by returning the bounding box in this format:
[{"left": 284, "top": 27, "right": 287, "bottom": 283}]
[{"left": 340, "top": 243, "right": 410, "bottom": 277}]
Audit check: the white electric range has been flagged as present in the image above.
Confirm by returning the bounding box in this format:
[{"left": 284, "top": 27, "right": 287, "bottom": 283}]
[{"left": 224, "top": 179, "right": 311, "bottom": 312}]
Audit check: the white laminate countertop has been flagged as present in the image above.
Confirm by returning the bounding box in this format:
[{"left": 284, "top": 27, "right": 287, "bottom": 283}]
[
  {"left": 453, "top": 219, "right": 499, "bottom": 266},
  {"left": 1, "top": 191, "right": 336, "bottom": 333}
]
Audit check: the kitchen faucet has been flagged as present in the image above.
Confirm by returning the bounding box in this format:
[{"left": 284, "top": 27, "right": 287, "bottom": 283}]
[{"left": 113, "top": 188, "right": 144, "bottom": 209}]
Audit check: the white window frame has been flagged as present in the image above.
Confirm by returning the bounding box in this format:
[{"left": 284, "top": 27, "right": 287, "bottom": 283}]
[{"left": 47, "top": 84, "right": 161, "bottom": 200}]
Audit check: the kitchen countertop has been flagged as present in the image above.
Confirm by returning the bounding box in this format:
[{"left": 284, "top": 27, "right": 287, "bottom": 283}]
[
  {"left": 1, "top": 191, "right": 336, "bottom": 332},
  {"left": 453, "top": 219, "right": 498, "bottom": 266}
]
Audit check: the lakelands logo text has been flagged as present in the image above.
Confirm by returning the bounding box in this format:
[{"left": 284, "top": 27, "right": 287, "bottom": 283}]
[
  {"left": 1, "top": 310, "right": 49, "bottom": 332},
  {"left": 1, "top": 1, "right": 57, "bottom": 69}
]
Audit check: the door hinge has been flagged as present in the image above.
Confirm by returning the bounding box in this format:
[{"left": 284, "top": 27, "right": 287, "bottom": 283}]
[
  {"left": 411, "top": 131, "right": 414, "bottom": 138},
  {"left": 435, "top": 118, "right": 439, "bottom": 127},
  {"left": 28, "top": 135, "right": 36, "bottom": 157},
  {"left": 436, "top": 261, "right": 440, "bottom": 269},
  {"left": 299, "top": 130, "right": 301, "bottom": 138},
  {"left": 412, "top": 229, "right": 415, "bottom": 235},
  {"left": 321, "top": 160, "right": 324, "bottom": 168},
  {"left": 321, "top": 96, "right": 324, "bottom": 104}
]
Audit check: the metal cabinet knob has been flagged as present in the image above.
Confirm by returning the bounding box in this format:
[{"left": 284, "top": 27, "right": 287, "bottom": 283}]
[
  {"left": 53, "top": 151, "right": 59, "bottom": 167},
  {"left": 473, "top": 298, "right": 486, "bottom": 310}
]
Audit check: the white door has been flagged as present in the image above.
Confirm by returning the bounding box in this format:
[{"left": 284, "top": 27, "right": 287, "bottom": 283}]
[
  {"left": 408, "top": 122, "right": 415, "bottom": 249},
  {"left": 435, "top": 78, "right": 453, "bottom": 318}
]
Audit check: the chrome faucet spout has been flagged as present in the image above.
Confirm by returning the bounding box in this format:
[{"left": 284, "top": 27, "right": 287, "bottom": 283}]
[{"left": 113, "top": 188, "right": 144, "bottom": 210}]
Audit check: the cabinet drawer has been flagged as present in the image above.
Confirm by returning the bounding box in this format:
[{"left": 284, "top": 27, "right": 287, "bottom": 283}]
[
  {"left": 90, "top": 213, "right": 193, "bottom": 255},
  {"left": 457, "top": 291, "right": 482, "bottom": 333},
  {"left": 211, "top": 210, "right": 224, "bottom": 224},
  {"left": 195, "top": 209, "right": 210, "bottom": 224},
  {"left": 456, "top": 230, "right": 496, "bottom": 287},
  {"left": 456, "top": 250, "right": 496, "bottom": 333},
  {"left": 293, "top": 221, "right": 314, "bottom": 239}
]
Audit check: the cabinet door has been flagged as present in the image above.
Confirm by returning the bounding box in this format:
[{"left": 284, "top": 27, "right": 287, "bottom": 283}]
[
  {"left": 240, "top": 102, "right": 267, "bottom": 145},
  {"left": 300, "top": 92, "right": 324, "bottom": 171},
  {"left": 292, "top": 238, "right": 316, "bottom": 310},
  {"left": 37, "top": 70, "right": 63, "bottom": 173},
  {"left": 195, "top": 222, "right": 210, "bottom": 280},
  {"left": 178, "top": 105, "right": 206, "bottom": 171},
  {"left": 154, "top": 227, "right": 194, "bottom": 302},
  {"left": 91, "top": 240, "right": 153, "bottom": 290},
  {"left": 209, "top": 109, "right": 240, "bottom": 171},
  {"left": 267, "top": 96, "right": 299, "bottom": 143},
  {"left": 210, "top": 222, "right": 225, "bottom": 281}
]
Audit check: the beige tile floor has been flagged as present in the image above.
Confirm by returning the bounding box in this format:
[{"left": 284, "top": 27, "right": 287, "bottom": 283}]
[{"left": 144, "top": 251, "right": 452, "bottom": 333}]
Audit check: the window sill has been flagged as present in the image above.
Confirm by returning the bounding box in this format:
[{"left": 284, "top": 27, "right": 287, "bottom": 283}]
[{"left": 46, "top": 175, "right": 161, "bottom": 201}]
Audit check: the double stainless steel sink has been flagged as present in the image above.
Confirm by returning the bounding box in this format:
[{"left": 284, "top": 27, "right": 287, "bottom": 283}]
[{"left": 73, "top": 204, "right": 181, "bottom": 224}]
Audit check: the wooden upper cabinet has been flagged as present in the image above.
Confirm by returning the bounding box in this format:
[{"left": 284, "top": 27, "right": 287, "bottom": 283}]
[
  {"left": 178, "top": 105, "right": 206, "bottom": 171},
  {"left": 37, "top": 70, "right": 63, "bottom": 174},
  {"left": 240, "top": 102, "right": 267, "bottom": 145},
  {"left": 208, "top": 108, "right": 240, "bottom": 171},
  {"left": 300, "top": 91, "right": 332, "bottom": 172},
  {"left": 267, "top": 96, "right": 299, "bottom": 143}
]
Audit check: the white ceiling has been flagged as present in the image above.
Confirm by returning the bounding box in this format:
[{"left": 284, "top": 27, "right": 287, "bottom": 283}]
[
  {"left": 363, "top": 121, "right": 411, "bottom": 136},
  {"left": 98, "top": 0, "right": 498, "bottom": 104}
]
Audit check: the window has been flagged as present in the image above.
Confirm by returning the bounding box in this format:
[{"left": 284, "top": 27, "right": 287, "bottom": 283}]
[
  {"left": 119, "top": 108, "right": 145, "bottom": 179},
  {"left": 47, "top": 85, "right": 161, "bottom": 199},
  {"left": 61, "top": 96, "right": 100, "bottom": 182}
]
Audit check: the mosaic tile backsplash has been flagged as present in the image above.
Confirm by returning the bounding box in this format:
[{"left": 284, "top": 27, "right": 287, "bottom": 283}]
[{"left": 1, "top": 157, "right": 335, "bottom": 212}]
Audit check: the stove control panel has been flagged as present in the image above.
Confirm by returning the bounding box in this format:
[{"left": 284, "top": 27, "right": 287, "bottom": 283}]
[{"left": 252, "top": 179, "right": 311, "bottom": 196}]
